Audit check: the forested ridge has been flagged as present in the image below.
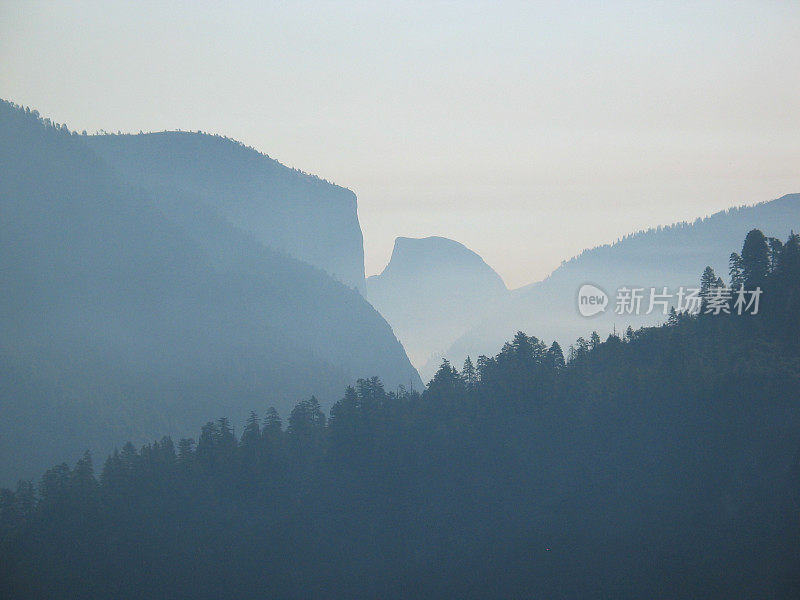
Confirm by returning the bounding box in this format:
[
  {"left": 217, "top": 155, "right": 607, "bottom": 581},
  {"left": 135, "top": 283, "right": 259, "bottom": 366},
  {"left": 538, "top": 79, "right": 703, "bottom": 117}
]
[
  {"left": 2, "top": 230, "right": 800, "bottom": 599},
  {"left": 437, "top": 193, "right": 800, "bottom": 380},
  {"left": 0, "top": 99, "right": 421, "bottom": 485}
]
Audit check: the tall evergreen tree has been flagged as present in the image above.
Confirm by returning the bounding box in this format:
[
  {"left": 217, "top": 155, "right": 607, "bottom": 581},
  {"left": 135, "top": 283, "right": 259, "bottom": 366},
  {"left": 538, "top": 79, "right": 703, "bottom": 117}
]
[
  {"left": 574, "top": 336, "right": 590, "bottom": 359},
  {"left": 699, "top": 266, "right": 723, "bottom": 313},
  {"left": 262, "top": 407, "right": 283, "bottom": 436},
  {"left": 177, "top": 438, "right": 196, "bottom": 467},
  {"left": 700, "top": 266, "right": 718, "bottom": 299},
  {"left": 240, "top": 411, "right": 262, "bottom": 476},
  {"left": 287, "top": 397, "right": 326, "bottom": 467},
  {"left": 546, "top": 341, "right": 565, "bottom": 370},
  {"left": 668, "top": 306, "right": 679, "bottom": 326},
  {"left": 767, "top": 237, "right": 784, "bottom": 273},
  {"left": 461, "top": 356, "right": 477, "bottom": 389},
  {"left": 777, "top": 232, "right": 800, "bottom": 280},
  {"left": 428, "top": 359, "right": 463, "bottom": 395},
  {"left": 240, "top": 411, "right": 261, "bottom": 449},
  {"left": 741, "top": 229, "right": 770, "bottom": 289},
  {"left": 589, "top": 331, "right": 602, "bottom": 350},
  {"left": 729, "top": 252, "right": 744, "bottom": 288}
]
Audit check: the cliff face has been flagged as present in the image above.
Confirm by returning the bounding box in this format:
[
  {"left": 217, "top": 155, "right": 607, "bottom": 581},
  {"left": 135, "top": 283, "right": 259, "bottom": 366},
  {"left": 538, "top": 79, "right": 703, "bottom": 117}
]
[
  {"left": 367, "top": 236, "right": 508, "bottom": 370},
  {"left": 0, "top": 101, "right": 420, "bottom": 484},
  {"left": 86, "top": 131, "right": 366, "bottom": 294}
]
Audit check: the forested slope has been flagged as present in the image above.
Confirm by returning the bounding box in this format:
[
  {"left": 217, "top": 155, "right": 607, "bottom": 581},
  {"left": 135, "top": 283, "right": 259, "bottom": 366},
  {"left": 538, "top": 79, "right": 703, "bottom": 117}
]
[
  {"left": 2, "top": 230, "right": 799, "bottom": 598},
  {"left": 0, "top": 100, "right": 420, "bottom": 484}
]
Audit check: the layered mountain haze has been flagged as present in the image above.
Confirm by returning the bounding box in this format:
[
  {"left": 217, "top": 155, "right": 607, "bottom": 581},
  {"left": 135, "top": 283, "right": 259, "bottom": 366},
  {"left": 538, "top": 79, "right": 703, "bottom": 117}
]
[
  {"left": 367, "top": 236, "right": 508, "bottom": 368},
  {"left": 7, "top": 227, "right": 800, "bottom": 597},
  {"left": 0, "top": 100, "right": 421, "bottom": 484},
  {"left": 433, "top": 194, "right": 800, "bottom": 376},
  {"left": 2, "top": 98, "right": 796, "bottom": 488},
  {"left": 85, "top": 131, "right": 366, "bottom": 293}
]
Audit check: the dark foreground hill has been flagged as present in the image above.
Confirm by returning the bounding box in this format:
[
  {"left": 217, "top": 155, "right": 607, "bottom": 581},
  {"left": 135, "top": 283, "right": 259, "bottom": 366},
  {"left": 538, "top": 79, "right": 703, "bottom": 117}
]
[
  {"left": 0, "top": 100, "right": 420, "bottom": 484},
  {"left": 2, "top": 230, "right": 799, "bottom": 598}
]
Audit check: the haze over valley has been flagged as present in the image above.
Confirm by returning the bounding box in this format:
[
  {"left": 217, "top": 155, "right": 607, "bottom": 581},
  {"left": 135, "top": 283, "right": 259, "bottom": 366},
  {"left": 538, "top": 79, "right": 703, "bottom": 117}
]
[{"left": 2, "top": 3, "right": 800, "bottom": 598}]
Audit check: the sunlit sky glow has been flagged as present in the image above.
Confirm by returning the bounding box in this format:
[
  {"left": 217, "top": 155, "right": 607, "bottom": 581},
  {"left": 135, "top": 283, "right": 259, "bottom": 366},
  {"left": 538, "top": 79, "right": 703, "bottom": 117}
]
[{"left": 2, "top": 1, "right": 799, "bottom": 288}]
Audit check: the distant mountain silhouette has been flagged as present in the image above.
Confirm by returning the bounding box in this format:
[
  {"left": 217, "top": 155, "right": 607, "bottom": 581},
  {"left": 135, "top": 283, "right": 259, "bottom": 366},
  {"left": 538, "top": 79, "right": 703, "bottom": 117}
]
[
  {"left": 0, "top": 100, "right": 421, "bottom": 484},
  {"left": 85, "top": 130, "right": 366, "bottom": 293},
  {"left": 367, "top": 236, "right": 507, "bottom": 367},
  {"left": 431, "top": 194, "right": 800, "bottom": 377}
]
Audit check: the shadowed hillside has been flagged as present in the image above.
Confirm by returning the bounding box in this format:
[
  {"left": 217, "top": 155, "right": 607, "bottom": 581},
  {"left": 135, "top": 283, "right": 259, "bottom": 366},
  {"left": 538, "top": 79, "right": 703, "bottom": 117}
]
[
  {"left": 0, "top": 100, "right": 421, "bottom": 484},
  {"left": 85, "top": 130, "right": 366, "bottom": 293},
  {"left": 432, "top": 194, "right": 800, "bottom": 377},
  {"left": 3, "top": 229, "right": 799, "bottom": 598}
]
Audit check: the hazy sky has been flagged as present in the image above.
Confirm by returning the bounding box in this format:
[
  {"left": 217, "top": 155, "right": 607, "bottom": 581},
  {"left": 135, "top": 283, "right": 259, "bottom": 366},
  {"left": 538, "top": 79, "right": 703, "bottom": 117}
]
[{"left": 2, "top": 1, "right": 799, "bottom": 288}]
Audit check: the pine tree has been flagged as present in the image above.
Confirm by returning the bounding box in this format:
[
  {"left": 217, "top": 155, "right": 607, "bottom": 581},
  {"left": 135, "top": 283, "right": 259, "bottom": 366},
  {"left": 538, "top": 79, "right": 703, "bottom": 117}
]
[
  {"left": 776, "top": 232, "right": 800, "bottom": 279},
  {"left": 668, "top": 306, "right": 679, "bottom": 326},
  {"left": 262, "top": 407, "right": 283, "bottom": 435},
  {"left": 700, "top": 266, "right": 718, "bottom": 299},
  {"left": 589, "top": 331, "right": 601, "bottom": 350},
  {"left": 259, "top": 407, "right": 284, "bottom": 470},
  {"left": 699, "top": 266, "right": 721, "bottom": 312},
  {"left": 546, "top": 341, "right": 565, "bottom": 370},
  {"left": 119, "top": 442, "right": 138, "bottom": 476},
  {"left": 329, "top": 386, "right": 363, "bottom": 457},
  {"left": 741, "top": 229, "right": 770, "bottom": 288},
  {"left": 287, "top": 397, "right": 326, "bottom": 467},
  {"left": 729, "top": 252, "right": 744, "bottom": 288},
  {"left": 476, "top": 355, "right": 493, "bottom": 382},
  {"left": 38, "top": 463, "right": 71, "bottom": 507},
  {"left": 429, "top": 359, "right": 463, "bottom": 394},
  {"left": 288, "top": 398, "right": 326, "bottom": 437},
  {"left": 72, "top": 451, "right": 94, "bottom": 485},
  {"left": 177, "top": 438, "right": 196, "bottom": 467},
  {"left": 240, "top": 411, "right": 262, "bottom": 474},
  {"left": 240, "top": 411, "right": 261, "bottom": 449},
  {"left": 767, "top": 237, "right": 783, "bottom": 273},
  {"left": 71, "top": 450, "right": 98, "bottom": 506},
  {"left": 461, "top": 356, "right": 477, "bottom": 389},
  {"left": 624, "top": 326, "right": 635, "bottom": 342},
  {"left": 197, "top": 421, "right": 220, "bottom": 468}
]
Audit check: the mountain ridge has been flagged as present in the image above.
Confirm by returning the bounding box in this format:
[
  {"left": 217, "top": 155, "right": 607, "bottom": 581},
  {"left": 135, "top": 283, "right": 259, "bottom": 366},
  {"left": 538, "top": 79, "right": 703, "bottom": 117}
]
[
  {"left": 367, "top": 235, "right": 507, "bottom": 368},
  {"left": 428, "top": 193, "right": 800, "bottom": 378},
  {"left": 0, "top": 99, "right": 421, "bottom": 484},
  {"left": 85, "top": 129, "right": 367, "bottom": 293}
]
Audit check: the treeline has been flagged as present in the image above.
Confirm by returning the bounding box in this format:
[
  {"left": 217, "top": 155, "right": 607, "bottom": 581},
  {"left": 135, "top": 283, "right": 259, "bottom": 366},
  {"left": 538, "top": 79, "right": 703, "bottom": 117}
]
[
  {"left": 1, "top": 230, "right": 800, "bottom": 599},
  {"left": 0, "top": 98, "right": 336, "bottom": 182}
]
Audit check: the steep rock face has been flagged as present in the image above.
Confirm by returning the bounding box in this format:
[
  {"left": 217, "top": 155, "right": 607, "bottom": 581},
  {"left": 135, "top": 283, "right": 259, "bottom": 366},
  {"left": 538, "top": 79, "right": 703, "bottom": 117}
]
[
  {"left": 85, "top": 131, "right": 366, "bottom": 293},
  {"left": 367, "top": 236, "right": 508, "bottom": 369},
  {"left": 435, "top": 193, "right": 800, "bottom": 377},
  {"left": 0, "top": 101, "right": 420, "bottom": 484}
]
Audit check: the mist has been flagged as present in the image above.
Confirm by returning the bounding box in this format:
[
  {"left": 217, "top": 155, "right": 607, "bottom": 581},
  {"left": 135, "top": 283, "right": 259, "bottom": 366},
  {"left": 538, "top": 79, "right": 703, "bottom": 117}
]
[{"left": 2, "top": 3, "right": 800, "bottom": 598}]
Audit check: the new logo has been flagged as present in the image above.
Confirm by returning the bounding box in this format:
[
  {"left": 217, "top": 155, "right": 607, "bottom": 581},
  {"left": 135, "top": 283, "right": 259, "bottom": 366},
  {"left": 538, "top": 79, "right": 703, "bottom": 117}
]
[{"left": 577, "top": 284, "right": 608, "bottom": 317}]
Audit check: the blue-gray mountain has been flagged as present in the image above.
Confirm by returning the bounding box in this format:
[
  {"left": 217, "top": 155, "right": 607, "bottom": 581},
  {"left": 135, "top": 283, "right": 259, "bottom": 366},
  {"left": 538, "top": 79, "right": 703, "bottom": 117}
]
[
  {"left": 85, "top": 130, "right": 366, "bottom": 294},
  {"left": 367, "top": 236, "right": 508, "bottom": 368},
  {"left": 0, "top": 100, "right": 421, "bottom": 484},
  {"left": 431, "top": 194, "right": 800, "bottom": 378}
]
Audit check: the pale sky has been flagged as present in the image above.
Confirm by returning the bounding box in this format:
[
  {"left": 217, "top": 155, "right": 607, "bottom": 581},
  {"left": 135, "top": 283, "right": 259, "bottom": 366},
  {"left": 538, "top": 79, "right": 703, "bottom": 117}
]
[{"left": 2, "top": 1, "right": 799, "bottom": 288}]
